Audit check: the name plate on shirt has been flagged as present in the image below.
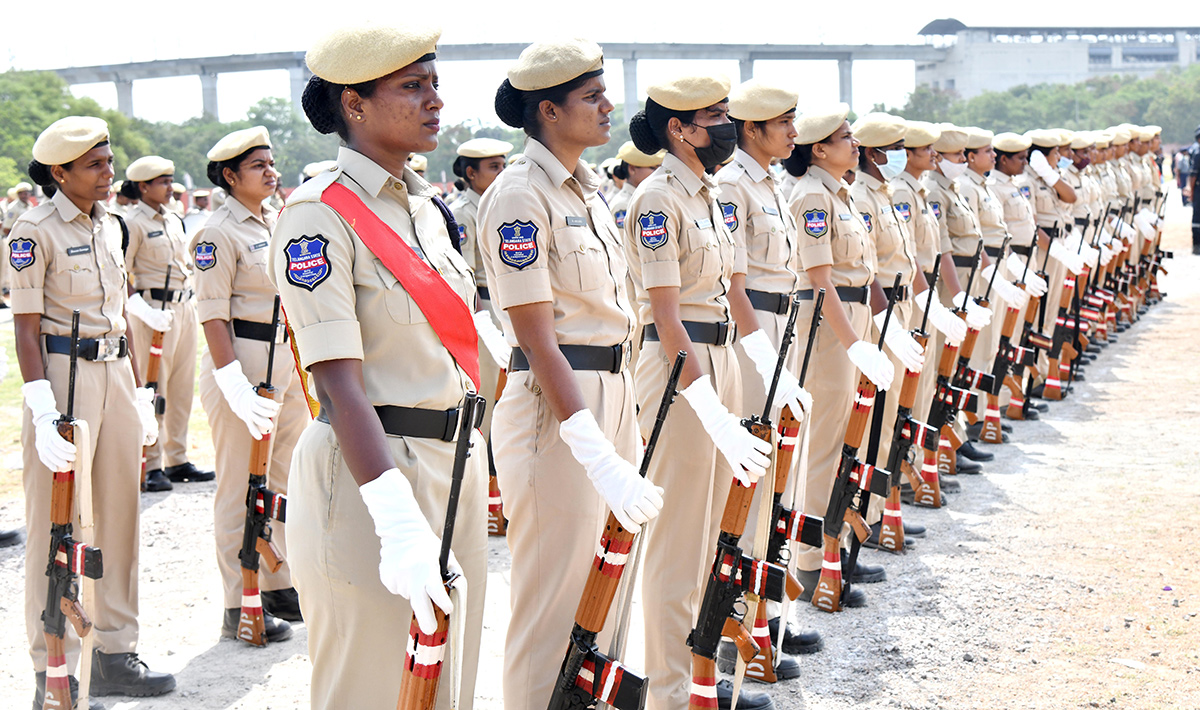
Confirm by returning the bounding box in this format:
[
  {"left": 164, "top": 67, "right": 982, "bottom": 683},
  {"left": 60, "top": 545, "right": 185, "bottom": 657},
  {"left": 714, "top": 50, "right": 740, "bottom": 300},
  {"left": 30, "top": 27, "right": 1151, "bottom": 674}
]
[
  {"left": 837, "top": 214, "right": 853, "bottom": 221},
  {"left": 694, "top": 218, "right": 713, "bottom": 229},
  {"left": 250, "top": 241, "right": 269, "bottom": 252},
  {"left": 66, "top": 245, "right": 92, "bottom": 256},
  {"left": 147, "top": 230, "right": 164, "bottom": 238},
  {"left": 762, "top": 205, "right": 779, "bottom": 216},
  {"left": 565, "top": 216, "right": 588, "bottom": 227}
]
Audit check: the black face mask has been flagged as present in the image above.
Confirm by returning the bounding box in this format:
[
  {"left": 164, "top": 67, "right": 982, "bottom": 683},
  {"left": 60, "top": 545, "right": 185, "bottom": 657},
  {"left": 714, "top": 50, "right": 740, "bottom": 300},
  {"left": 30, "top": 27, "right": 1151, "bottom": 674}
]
[{"left": 685, "top": 122, "right": 738, "bottom": 170}]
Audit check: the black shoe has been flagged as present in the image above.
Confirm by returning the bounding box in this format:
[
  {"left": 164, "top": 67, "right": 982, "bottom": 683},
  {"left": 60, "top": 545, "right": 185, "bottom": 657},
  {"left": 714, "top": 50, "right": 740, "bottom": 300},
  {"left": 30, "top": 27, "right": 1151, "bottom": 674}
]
[
  {"left": 939, "top": 475, "right": 961, "bottom": 492},
  {"left": 768, "top": 616, "right": 822, "bottom": 655},
  {"left": 714, "top": 679, "right": 774, "bottom": 710},
  {"left": 165, "top": 461, "right": 215, "bottom": 483},
  {"left": 90, "top": 651, "right": 175, "bottom": 698},
  {"left": 222, "top": 608, "right": 294, "bottom": 643},
  {"left": 863, "top": 521, "right": 914, "bottom": 551},
  {"left": 33, "top": 671, "right": 106, "bottom": 710},
  {"left": 1033, "top": 401, "right": 1049, "bottom": 412},
  {"left": 715, "top": 638, "right": 802, "bottom": 680},
  {"left": 955, "top": 458, "right": 983, "bottom": 475},
  {"left": 843, "top": 551, "right": 886, "bottom": 583},
  {"left": 142, "top": 469, "right": 173, "bottom": 492},
  {"left": 0, "top": 528, "right": 23, "bottom": 548},
  {"left": 957, "top": 441, "right": 994, "bottom": 462},
  {"left": 903, "top": 521, "right": 926, "bottom": 537},
  {"left": 1019, "top": 407, "right": 1041, "bottom": 421},
  {"left": 1030, "top": 383, "right": 1045, "bottom": 398},
  {"left": 1087, "top": 344, "right": 1102, "bottom": 354},
  {"left": 260, "top": 587, "right": 303, "bottom": 622},
  {"left": 966, "top": 422, "right": 1013, "bottom": 440},
  {"left": 0, "top": 301, "right": 9, "bottom": 309},
  {"left": 794, "top": 569, "right": 868, "bottom": 607}
]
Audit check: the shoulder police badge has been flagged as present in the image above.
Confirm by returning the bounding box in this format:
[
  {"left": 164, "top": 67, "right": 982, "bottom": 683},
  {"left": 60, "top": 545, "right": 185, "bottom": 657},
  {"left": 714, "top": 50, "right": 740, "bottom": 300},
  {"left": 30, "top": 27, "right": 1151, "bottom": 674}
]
[
  {"left": 860, "top": 212, "right": 873, "bottom": 233},
  {"left": 457, "top": 223, "right": 467, "bottom": 247},
  {"left": 719, "top": 202, "right": 738, "bottom": 231},
  {"left": 498, "top": 220, "right": 539, "bottom": 269},
  {"left": 9, "top": 238, "right": 35, "bottom": 271},
  {"left": 895, "top": 202, "right": 912, "bottom": 222},
  {"left": 284, "top": 235, "right": 331, "bottom": 291},
  {"left": 802, "top": 209, "right": 828, "bottom": 238},
  {"left": 614, "top": 210, "right": 627, "bottom": 229},
  {"left": 1019, "top": 185, "right": 1031, "bottom": 199},
  {"left": 930, "top": 201, "right": 942, "bottom": 220},
  {"left": 193, "top": 242, "right": 217, "bottom": 271},
  {"left": 638, "top": 212, "right": 669, "bottom": 250}
]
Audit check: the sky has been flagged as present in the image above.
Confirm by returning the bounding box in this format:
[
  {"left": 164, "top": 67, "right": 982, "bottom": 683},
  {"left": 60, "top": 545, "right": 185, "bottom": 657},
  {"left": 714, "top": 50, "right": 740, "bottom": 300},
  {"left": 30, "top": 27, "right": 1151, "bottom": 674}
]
[{"left": 6, "top": 1, "right": 1196, "bottom": 127}]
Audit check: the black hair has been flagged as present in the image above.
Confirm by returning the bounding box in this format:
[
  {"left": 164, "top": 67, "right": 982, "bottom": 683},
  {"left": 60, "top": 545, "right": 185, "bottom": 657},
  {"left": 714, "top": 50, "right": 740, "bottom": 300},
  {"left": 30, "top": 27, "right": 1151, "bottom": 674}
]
[
  {"left": 781, "top": 143, "right": 816, "bottom": 178},
  {"left": 994, "top": 149, "right": 1022, "bottom": 161},
  {"left": 857, "top": 145, "right": 880, "bottom": 172},
  {"left": 206, "top": 146, "right": 268, "bottom": 192},
  {"left": 494, "top": 70, "right": 602, "bottom": 138},
  {"left": 1030, "top": 144, "right": 1054, "bottom": 157},
  {"left": 301, "top": 74, "right": 380, "bottom": 141},
  {"left": 119, "top": 179, "right": 141, "bottom": 200},
  {"left": 453, "top": 178, "right": 466, "bottom": 192},
  {"left": 629, "top": 97, "right": 698, "bottom": 155},
  {"left": 452, "top": 155, "right": 480, "bottom": 180},
  {"left": 27, "top": 139, "right": 110, "bottom": 188},
  {"left": 731, "top": 117, "right": 771, "bottom": 146},
  {"left": 612, "top": 161, "right": 629, "bottom": 181}
]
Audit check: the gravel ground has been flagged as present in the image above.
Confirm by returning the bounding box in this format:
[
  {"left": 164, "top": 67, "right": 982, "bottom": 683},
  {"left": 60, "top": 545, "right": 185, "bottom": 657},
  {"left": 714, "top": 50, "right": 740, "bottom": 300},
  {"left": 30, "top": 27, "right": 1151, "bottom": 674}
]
[{"left": 0, "top": 209, "right": 1195, "bottom": 710}]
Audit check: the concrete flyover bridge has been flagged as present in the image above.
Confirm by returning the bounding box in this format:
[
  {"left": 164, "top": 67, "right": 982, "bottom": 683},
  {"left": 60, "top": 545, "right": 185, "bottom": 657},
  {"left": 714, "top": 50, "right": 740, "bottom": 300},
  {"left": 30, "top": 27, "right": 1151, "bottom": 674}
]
[{"left": 51, "top": 42, "right": 946, "bottom": 120}]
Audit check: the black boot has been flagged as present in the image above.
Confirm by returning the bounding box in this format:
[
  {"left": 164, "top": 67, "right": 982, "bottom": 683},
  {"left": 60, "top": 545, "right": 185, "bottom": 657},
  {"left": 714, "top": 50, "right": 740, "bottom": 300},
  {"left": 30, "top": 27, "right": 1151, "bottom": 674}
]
[
  {"left": 142, "top": 469, "right": 173, "bottom": 492},
  {"left": 0, "top": 528, "right": 23, "bottom": 548},
  {"left": 33, "top": 671, "right": 106, "bottom": 710},
  {"left": 714, "top": 639, "right": 801, "bottom": 680},
  {"left": 794, "top": 568, "right": 868, "bottom": 607},
  {"left": 863, "top": 521, "right": 914, "bottom": 551},
  {"left": 222, "top": 608, "right": 294, "bottom": 643},
  {"left": 843, "top": 550, "right": 886, "bottom": 583},
  {"left": 90, "top": 651, "right": 175, "bottom": 697},
  {"left": 165, "top": 461, "right": 215, "bottom": 483},
  {"left": 715, "top": 679, "right": 774, "bottom": 710},
  {"left": 958, "top": 440, "right": 996, "bottom": 461},
  {"left": 261, "top": 587, "right": 303, "bottom": 622},
  {"left": 954, "top": 458, "right": 983, "bottom": 474},
  {"left": 768, "top": 616, "right": 822, "bottom": 655}
]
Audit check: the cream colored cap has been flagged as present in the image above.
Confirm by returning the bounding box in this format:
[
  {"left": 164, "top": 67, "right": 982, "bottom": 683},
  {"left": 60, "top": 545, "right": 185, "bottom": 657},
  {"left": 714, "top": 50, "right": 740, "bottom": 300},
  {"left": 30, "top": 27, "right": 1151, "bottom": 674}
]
[
  {"left": 408, "top": 154, "right": 428, "bottom": 171},
  {"left": 963, "top": 127, "right": 994, "bottom": 150},
  {"left": 1052, "top": 129, "right": 1073, "bottom": 147},
  {"left": 193, "top": 189, "right": 211, "bottom": 198},
  {"left": 850, "top": 112, "right": 907, "bottom": 148},
  {"left": 1109, "top": 127, "right": 1132, "bottom": 146},
  {"left": 32, "top": 116, "right": 109, "bottom": 166},
  {"left": 207, "top": 126, "right": 271, "bottom": 162},
  {"left": 508, "top": 38, "right": 603, "bottom": 92},
  {"left": 616, "top": 140, "right": 665, "bottom": 168},
  {"left": 457, "top": 137, "right": 514, "bottom": 159},
  {"left": 932, "top": 124, "right": 969, "bottom": 153},
  {"left": 1094, "top": 131, "right": 1113, "bottom": 149},
  {"left": 306, "top": 21, "right": 440, "bottom": 85},
  {"left": 1022, "top": 129, "right": 1054, "bottom": 148},
  {"left": 15, "top": 181, "right": 33, "bottom": 193},
  {"left": 6, "top": 188, "right": 16, "bottom": 198},
  {"left": 903, "top": 121, "right": 941, "bottom": 148},
  {"left": 172, "top": 182, "right": 185, "bottom": 193},
  {"left": 794, "top": 104, "right": 850, "bottom": 145},
  {"left": 1143, "top": 124, "right": 1162, "bottom": 137},
  {"left": 1070, "top": 131, "right": 1094, "bottom": 150},
  {"left": 727, "top": 79, "right": 798, "bottom": 122},
  {"left": 1133, "top": 126, "right": 1155, "bottom": 141},
  {"left": 992, "top": 132, "right": 1032, "bottom": 153},
  {"left": 647, "top": 74, "right": 732, "bottom": 112},
  {"left": 303, "top": 160, "right": 338, "bottom": 178}
]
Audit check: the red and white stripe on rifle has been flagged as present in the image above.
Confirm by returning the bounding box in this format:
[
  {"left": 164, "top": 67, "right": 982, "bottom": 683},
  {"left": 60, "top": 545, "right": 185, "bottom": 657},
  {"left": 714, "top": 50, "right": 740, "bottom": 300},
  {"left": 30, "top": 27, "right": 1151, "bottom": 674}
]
[
  {"left": 404, "top": 618, "right": 448, "bottom": 679},
  {"left": 576, "top": 656, "right": 629, "bottom": 706},
  {"left": 777, "top": 422, "right": 800, "bottom": 452},
  {"left": 592, "top": 531, "right": 633, "bottom": 579}
]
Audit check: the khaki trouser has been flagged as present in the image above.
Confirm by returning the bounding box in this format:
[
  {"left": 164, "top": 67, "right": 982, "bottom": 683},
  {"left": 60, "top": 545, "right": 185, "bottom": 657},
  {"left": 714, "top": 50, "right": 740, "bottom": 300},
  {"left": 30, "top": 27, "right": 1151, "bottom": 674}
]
[
  {"left": 477, "top": 297, "right": 500, "bottom": 437},
  {"left": 24, "top": 355, "right": 141, "bottom": 671},
  {"left": 288, "top": 420, "right": 487, "bottom": 710},
  {"left": 128, "top": 296, "right": 198, "bottom": 471},
  {"left": 638, "top": 340, "right": 740, "bottom": 710},
  {"left": 1040, "top": 254, "right": 1071, "bottom": 379},
  {"left": 198, "top": 334, "right": 306, "bottom": 609},
  {"left": 914, "top": 280, "right": 948, "bottom": 426},
  {"left": 494, "top": 368, "right": 638, "bottom": 710},
  {"left": 866, "top": 299, "right": 915, "bottom": 525},
  {"left": 796, "top": 300, "right": 872, "bottom": 572}
]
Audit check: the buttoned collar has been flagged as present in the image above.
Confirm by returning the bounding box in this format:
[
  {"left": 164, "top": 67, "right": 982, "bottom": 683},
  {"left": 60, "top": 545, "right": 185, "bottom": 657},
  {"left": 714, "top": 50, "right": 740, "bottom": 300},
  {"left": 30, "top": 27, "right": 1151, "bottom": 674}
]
[
  {"left": 661, "top": 152, "right": 711, "bottom": 198},
  {"left": 807, "top": 165, "right": 849, "bottom": 200},
  {"left": 224, "top": 194, "right": 270, "bottom": 225},
  {"left": 523, "top": 138, "right": 600, "bottom": 194},
  {"left": 991, "top": 171, "right": 1015, "bottom": 185},
  {"left": 51, "top": 189, "right": 104, "bottom": 225},
  {"left": 732, "top": 148, "right": 771, "bottom": 184},
  {"left": 129, "top": 200, "right": 163, "bottom": 222},
  {"left": 965, "top": 169, "right": 987, "bottom": 186},
  {"left": 857, "top": 171, "right": 884, "bottom": 192},
  {"left": 464, "top": 188, "right": 481, "bottom": 207},
  {"left": 892, "top": 170, "right": 926, "bottom": 196},
  {"left": 928, "top": 170, "right": 952, "bottom": 189}
]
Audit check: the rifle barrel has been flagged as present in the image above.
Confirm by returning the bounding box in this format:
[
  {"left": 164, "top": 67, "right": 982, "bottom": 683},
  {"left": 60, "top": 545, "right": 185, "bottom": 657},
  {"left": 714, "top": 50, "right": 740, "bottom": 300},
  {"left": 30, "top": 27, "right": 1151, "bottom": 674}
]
[
  {"left": 263, "top": 296, "right": 281, "bottom": 388},
  {"left": 917, "top": 255, "right": 940, "bottom": 336},
  {"left": 876, "top": 273, "right": 902, "bottom": 349},
  {"left": 761, "top": 297, "right": 802, "bottom": 422},
  {"left": 641, "top": 352, "right": 686, "bottom": 479},
  {"left": 797, "top": 289, "right": 824, "bottom": 386},
  {"left": 440, "top": 394, "right": 480, "bottom": 579},
  {"left": 66, "top": 311, "right": 80, "bottom": 421}
]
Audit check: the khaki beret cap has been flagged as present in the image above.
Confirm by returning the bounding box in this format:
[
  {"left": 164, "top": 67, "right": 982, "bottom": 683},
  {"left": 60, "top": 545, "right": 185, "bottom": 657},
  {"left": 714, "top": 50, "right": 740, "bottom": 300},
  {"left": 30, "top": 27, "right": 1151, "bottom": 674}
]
[
  {"left": 306, "top": 21, "right": 440, "bottom": 85},
  {"left": 508, "top": 39, "right": 604, "bottom": 92},
  {"left": 207, "top": 126, "right": 271, "bottom": 162},
  {"left": 408, "top": 154, "right": 428, "bottom": 171},
  {"left": 112, "top": 180, "right": 124, "bottom": 191},
  {"left": 1093, "top": 131, "right": 1113, "bottom": 149},
  {"left": 903, "top": 121, "right": 941, "bottom": 148},
  {"left": 727, "top": 79, "right": 798, "bottom": 122},
  {"left": 992, "top": 132, "right": 1032, "bottom": 153},
  {"left": 1143, "top": 124, "right": 1162, "bottom": 137},
  {"left": 6, "top": 188, "right": 16, "bottom": 198},
  {"left": 303, "top": 160, "right": 338, "bottom": 178},
  {"left": 932, "top": 124, "right": 968, "bottom": 153},
  {"left": 850, "top": 112, "right": 907, "bottom": 148},
  {"left": 32, "top": 116, "right": 109, "bottom": 166},
  {"left": 1132, "top": 126, "right": 1155, "bottom": 141},
  {"left": 616, "top": 140, "right": 665, "bottom": 168},
  {"left": 457, "top": 138, "right": 513, "bottom": 159},
  {"left": 15, "top": 182, "right": 33, "bottom": 193},
  {"left": 193, "top": 189, "right": 211, "bottom": 198},
  {"left": 172, "top": 183, "right": 186, "bottom": 194},
  {"left": 794, "top": 104, "right": 850, "bottom": 145},
  {"left": 963, "top": 127, "right": 994, "bottom": 150},
  {"left": 647, "top": 74, "right": 732, "bottom": 112},
  {"left": 1070, "top": 131, "right": 1094, "bottom": 150},
  {"left": 1051, "top": 129, "right": 1073, "bottom": 147},
  {"left": 1109, "top": 127, "right": 1132, "bottom": 146}
]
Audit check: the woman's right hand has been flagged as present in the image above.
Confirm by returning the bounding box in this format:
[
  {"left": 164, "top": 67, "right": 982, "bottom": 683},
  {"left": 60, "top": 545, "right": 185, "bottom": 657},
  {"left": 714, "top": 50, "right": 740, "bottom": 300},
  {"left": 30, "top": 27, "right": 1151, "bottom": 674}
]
[
  {"left": 212, "top": 360, "right": 281, "bottom": 439},
  {"left": 847, "top": 341, "right": 894, "bottom": 391},
  {"left": 559, "top": 410, "right": 664, "bottom": 533},
  {"left": 681, "top": 375, "right": 772, "bottom": 485},
  {"left": 22, "top": 380, "right": 76, "bottom": 472}
]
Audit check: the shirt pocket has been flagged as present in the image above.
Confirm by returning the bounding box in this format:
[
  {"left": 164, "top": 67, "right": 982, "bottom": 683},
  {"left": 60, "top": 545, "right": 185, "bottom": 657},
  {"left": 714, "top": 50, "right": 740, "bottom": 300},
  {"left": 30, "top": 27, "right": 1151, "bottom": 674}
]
[
  {"left": 55, "top": 255, "right": 96, "bottom": 296},
  {"left": 946, "top": 204, "right": 973, "bottom": 237},
  {"left": 831, "top": 217, "right": 866, "bottom": 265},
  {"left": 747, "top": 212, "right": 787, "bottom": 265},
  {"left": 683, "top": 226, "right": 719, "bottom": 278},
  {"left": 552, "top": 226, "right": 606, "bottom": 292},
  {"left": 373, "top": 259, "right": 427, "bottom": 324}
]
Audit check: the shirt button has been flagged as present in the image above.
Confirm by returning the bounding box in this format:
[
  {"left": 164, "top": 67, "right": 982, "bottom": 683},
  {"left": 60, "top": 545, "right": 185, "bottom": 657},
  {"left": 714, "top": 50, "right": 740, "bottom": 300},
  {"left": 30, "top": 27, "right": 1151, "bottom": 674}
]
[{"left": 532, "top": 384, "right": 542, "bottom": 395}]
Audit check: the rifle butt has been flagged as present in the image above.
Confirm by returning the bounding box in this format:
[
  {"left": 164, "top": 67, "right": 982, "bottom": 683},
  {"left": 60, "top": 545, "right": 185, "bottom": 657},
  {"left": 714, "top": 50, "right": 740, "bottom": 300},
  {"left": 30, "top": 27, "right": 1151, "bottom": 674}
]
[
  {"left": 44, "top": 633, "right": 72, "bottom": 710},
  {"left": 717, "top": 601, "right": 780, "bottom": 683},
  {"left": 398, "top": 607, "right": 450, "bottom": 710},
  {"left": 486, "top": 460, "right": 506, "bottom": 537},
  {"left": 718, "top": 478, "right": 757, "bottom": 539},
  {"left": 914, "top": 449, "right": 943, "bottom": 509},
  {"left": 1005, "top": 375, "right": 1027, "bottom": 420},
  {"left": 237, "top": 568, "right": 268, "bottom": 647},
  {"left": 688, "top": 655, "right": 719, "bottom": 710},
  {"left": 980, "top": 394, "right": 1005, "bottom": 445},
  {"left": 937, "top": 427, "right": 958, "bottom": 476},
  {"left": 1044, "top": 359, "right": 1064, "bottom": 400},
  {"left": 879, "top": 487, "right": 905, "bottom": 554},
  {"left": 811, "top": 536, "right": 844, "bottom": 613}
]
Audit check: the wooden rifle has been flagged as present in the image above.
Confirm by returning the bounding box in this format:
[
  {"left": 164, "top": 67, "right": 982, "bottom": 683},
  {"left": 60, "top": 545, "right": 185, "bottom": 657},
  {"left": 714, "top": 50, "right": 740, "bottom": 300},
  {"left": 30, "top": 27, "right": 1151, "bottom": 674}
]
[
  {"left": 930, "top": 244, "right": 982, "bottom": 479},
  {"left": 140, "top": 265, "right": 172, "bottom": 492},
  {"left": 546, "top": 352, "right": 687, "bottom": 710},
  {"left": 956, "top": 236, "right": 1006, "bottom": 441},
  {"left": 995, "top": 242, "right": 1040, "bottom": 425},
  {"left": 487, "top": 367, "right": 507, "bottom": 537}
]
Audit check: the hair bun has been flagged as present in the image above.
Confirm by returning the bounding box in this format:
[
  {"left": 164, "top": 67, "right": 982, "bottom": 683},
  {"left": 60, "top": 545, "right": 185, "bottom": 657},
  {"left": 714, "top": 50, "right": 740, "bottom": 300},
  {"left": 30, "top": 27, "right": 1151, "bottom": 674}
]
[
  {"left": 27, "top": 160, "right": 54, "bottom": 189},
  {"left": 302, "top": 75, "right": 341, "bottom": 136},
  {"left": 494, "top": 79, "right": 526, "bottom": 129},
  {"left": 628, "top": 111, "right": 662, "bottom": 155}
]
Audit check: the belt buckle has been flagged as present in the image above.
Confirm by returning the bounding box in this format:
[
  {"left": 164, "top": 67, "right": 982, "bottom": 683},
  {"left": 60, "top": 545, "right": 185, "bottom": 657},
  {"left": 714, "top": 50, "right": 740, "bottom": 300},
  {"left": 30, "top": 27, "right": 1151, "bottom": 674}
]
[
  {"left": 96, "top": 337, "right": 118, "bottom": 362},
  {"left": 715, "top": 321, "right": 734, "bottom": 346},
  {"left": 444, "top": 408, "right": 459, "bottom": 442},
  {"left": 274, "top": 323, "right": 287, "bottom": 345},
  {"left": 611, "top": 343, "right": 629, "bottom": 374}
]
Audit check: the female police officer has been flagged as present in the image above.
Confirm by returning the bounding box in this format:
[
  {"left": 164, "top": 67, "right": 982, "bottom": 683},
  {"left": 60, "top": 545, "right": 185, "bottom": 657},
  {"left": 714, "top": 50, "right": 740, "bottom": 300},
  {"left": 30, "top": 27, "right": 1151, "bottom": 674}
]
[{"left": 272, "top": 22, "right": 489, "bottom": 709}]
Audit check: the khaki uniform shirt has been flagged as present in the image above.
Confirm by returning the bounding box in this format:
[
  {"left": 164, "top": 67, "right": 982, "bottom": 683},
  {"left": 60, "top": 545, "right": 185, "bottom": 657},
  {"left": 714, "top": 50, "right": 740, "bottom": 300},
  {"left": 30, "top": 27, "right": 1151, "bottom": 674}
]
[
  {"left": 3, "top": 197, "right": 32, "bottom": 234},
  {"left": 124, "top": 200, "right": 192, "bottom": 292},
  {"left": 9, "top": 190, "right": 128, "bottom": 338},
  {"left": 787, "top": 165, "right": 874, "bottom": 289},
  {"left": 189, "top": 195, "right": 277, "bottom": 325},
  {"left": 627, "top": 152, "right": 743, "bottom": 326},
  {"left": 480, "top": 138, "right": 636, "bottom": 347},
  {"left": 1062, "top": 164, "right": 1093, "bottom": 224},
  {"left": 451, "top": 188, "right": 487, "bottom": 288},
  {"left": 608, "top": 182, "right": 635, "bottom": 232},
  {"left": 270, "top": 146, "right": 475, "bottom": 411},
  {"left": 923, "top": 171, "right": 979, "bottom": 256},
  {"left": 991, "top": 172, "right": 1037, "bottom": 248},
  {"left": 1023, "top": 166, "right": 1068, "bottom": 232},
  {"left": 920, "top": 172, "right": 956, "bottom": 259},
  {"left": 851, "top": 172, "right": 914, "bottom": 287},
  {"left": 715, "top": 148, "right": 800, "bottom": 295},
  {"left": 1111, "top": 157, "right": 1133, "bottom": 200},
  {"left": 957, "top": 170, "right": 1007, "bottom": 250},
  {"left": 890, "top": 171, "right": 938, "bottom": 272}
]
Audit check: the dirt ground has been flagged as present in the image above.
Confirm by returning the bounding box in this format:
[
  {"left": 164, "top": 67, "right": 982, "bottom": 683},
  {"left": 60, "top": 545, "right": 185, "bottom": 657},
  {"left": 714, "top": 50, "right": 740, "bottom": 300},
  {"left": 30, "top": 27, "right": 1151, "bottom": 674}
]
[{"left": 0, "top": 206, "right": 1196, "bottom": 710}]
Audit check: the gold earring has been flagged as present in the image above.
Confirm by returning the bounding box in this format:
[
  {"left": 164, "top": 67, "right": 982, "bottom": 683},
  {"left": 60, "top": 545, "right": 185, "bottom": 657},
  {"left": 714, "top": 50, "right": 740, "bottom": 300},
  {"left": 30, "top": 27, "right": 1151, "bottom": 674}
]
[{"left": 355, "top": 114, "right": 364, "bottom": 121}]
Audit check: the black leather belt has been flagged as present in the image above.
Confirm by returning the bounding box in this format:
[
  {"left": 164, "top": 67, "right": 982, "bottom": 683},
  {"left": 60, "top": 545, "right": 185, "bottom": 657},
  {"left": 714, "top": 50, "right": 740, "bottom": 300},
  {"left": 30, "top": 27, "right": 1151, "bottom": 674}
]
[
  {"left": 477, "top": 286, "right": 491, "bottom": 301},
  {"left": 983, "top": 246, "right": 1004, "bottom": 259},
  {"left": 139, "top": 287, "right": 192, "bottom": 303},
  {"left": 952, "top": 254, "right": 976, "bottom": 268},
  {"left": 1074, "top": 217, "right": 1089, "bottom": 227},
  {"left": 233, "top": 318, "right": 287, "bottom": 343},
  {"left": 1043, "top": 226, "right": 1061, "bottom": 239},
  {"left": 882, "top": 284, "right": 911, "bottom": 302},
  {"left": 796, "top": 286, "right": 868, "bottom": 305},
  {"left": 508, "top": 344, "right": 630, "bottom": 374},
  {"left": 317, "top": 402, "right": 484, "bottom": 442},
  {"left": 45, "top": 334, "right": 128, "bottom": 361},
  {"left": 644, "top": 321, "right": 735, "bottom": 346},
  {"left": 1010, "top": 244, "right": 1033, "bottom": 257},
  {"left": 746, "top": 289, "right": 792, "bottom": 315}
]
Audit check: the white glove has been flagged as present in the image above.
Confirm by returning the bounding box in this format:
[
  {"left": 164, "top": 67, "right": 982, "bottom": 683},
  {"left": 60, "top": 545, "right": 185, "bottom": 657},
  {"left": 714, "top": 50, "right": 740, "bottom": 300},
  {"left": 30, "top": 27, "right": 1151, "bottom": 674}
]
[
  {"left": 1006, "top": 253, "right": 1037, "bottom": 286},
  {"left": 992, "top": 278, "right": 1030, "bottom": 309},
  {"left": 1023, "top": 269, "right": 1049, "bottom": 298},
  {"left": 952, "top": 291, "right": 992, "bottom": 330},
  {"left": 873, "top": 310, "right": 923, "bottom": 374},
  {"left": 359, "top": 468, "right": 459, "bottom": 635},
  {"left": 212, "top": 360, "right": 281, "bottom": 440},
  {"left": 738, "top": 329, "right": 813, "bottom": 418},
  {"left": 22, "top": 380, "right": 76, "bottom": 472},
  {"left": 1076, "top": 242, "right": 1100, "bottom": 270},
  {"left": 915, "top": 291, "right": 967, "bottom": 345},
  {"left": 559, "top": 410, "right": 664, "bottom": 534},
  {"left": 126, "top": 292, "right": 175, "bottom": 333},
  {"left": 1049, "top": 239, "right": 1086, "bottom": 275},
  {"left": 1110, "top": 218, "right": 1136, "bottom": 241},
  {"left": 846, "top": 340, "right": 894, "bottom": 391},
  {"left": 472, "top": 310, "right": 510, "bottom": 371},
  {"left": 680, "top": 375, "right": 772, "bottom": 485},
  {"left": 1028, "top": 150, "right": 1059, "bottom": 187},
  {"left": 1134, "top": 209, "right": 1157, "bottom": 239},
  {"left": 1099, "top": 244, "right": 1115, "bottom": 267},
  {"left": 135, "top": 387, "right": 158, "bottom": 446}
]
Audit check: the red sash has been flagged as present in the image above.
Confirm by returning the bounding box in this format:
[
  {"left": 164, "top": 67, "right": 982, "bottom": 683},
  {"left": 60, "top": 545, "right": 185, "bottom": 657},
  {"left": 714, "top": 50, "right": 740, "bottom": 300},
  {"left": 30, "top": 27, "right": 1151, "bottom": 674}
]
[{"left": 320, "top": 182, "right": 480, "bottom": 390}]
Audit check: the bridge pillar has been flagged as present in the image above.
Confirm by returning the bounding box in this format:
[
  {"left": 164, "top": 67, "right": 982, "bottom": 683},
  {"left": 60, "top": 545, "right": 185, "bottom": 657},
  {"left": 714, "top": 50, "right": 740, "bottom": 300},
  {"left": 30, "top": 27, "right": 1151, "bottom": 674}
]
[
  {"left": 289, "top": 65, "right": 309, "bottom": 113},
  {"left": 837, "top": 58, "right": 853, "bottom": 107},
  {"left": 623, "top": 57, "right": 639, "bottom": 120},
  {"left": 200, "top": 73, "right": 219, "bottom": 118},
  {"left": 739, "top": 57, "right": 753, "bottom": 83},
  {"left": 115, "top": 79, "right": 134, "bottom": 117}
]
